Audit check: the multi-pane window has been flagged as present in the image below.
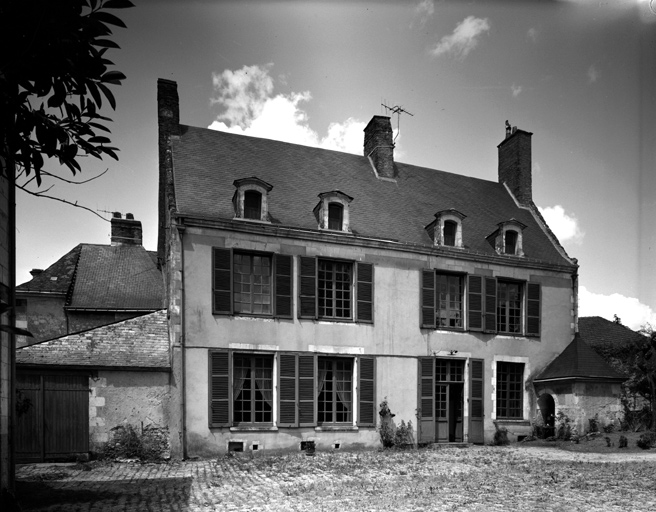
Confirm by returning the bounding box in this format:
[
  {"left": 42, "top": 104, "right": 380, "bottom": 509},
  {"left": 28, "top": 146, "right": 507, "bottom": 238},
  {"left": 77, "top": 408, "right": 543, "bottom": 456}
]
[
  {"left": 243, "top": 190, "right": 262, "bottom": 220},
  {"left": 232, "top": 354, "right": 273, "bottom": 425},
  {"left": 496, "top": 362, "right": 524, "bottom": 418},
  {"left": 233, "top": 253, "right": 271, "bottom": 315},
  {"left": 436, "top": 273, "right": 463, "bottom": 328},
  {"left": 317, "top": 358, "right": 353, "bottom": 424},
  {"left": 318, "top": 260, "right": 352, "bottom": 319},
  {"left": 497, "top": 281, "right": 521, "bottom": 333},
  {"left": 443, "top": 220, "right": 457, "bottom": 246},
  {"left": 328, "top": 203, "right": 343, "bottom": 230}
]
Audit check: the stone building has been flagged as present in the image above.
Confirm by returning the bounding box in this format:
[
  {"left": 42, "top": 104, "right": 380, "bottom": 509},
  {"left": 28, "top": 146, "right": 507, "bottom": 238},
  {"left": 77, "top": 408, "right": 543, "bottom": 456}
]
[{"left": 157, "top": 79, "right": 581, "bottom": 456}]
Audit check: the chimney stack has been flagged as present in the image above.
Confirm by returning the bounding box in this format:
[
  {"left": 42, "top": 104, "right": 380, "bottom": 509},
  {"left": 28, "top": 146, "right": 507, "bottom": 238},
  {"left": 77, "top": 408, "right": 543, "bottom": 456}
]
[
  {"left": 498, "top": 124, "right": 533, "bottom": 206},
  {"left": 364, "top": 116, "right": 396, "bottom": 180},
  {"left": 111, "top": 212, "right": 143, "bottom": 246}
]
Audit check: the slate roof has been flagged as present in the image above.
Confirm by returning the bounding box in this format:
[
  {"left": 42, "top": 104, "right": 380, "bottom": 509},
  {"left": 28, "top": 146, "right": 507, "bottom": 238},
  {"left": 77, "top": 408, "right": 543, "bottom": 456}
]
[
  {"left": 579, "top": 316, "right": 646, "bottom": 347},
  {"left": 17, "top": 245, "right": 81, "bottom": 294},
  {"left": 18, "top": 244, "right": 164, "bottom": 310},
  {"left": 16, "top": 310, "right": 169, "bottom": 370},
  {"left": 534, "top": 333, "right": 626, "bottom": 382},
  {"left": 171, "top": 125, "right": 573, "bottom": 268}
]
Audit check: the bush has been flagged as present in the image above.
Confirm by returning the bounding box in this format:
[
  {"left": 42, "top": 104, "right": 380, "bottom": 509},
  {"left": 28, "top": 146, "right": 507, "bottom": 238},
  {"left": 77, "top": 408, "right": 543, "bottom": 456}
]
[
  {"left": 556, "top": 411, "right": 575, "bottom": 441},
  {"left": 377, "top": 398, "right": 414, "bottom": 448},
  {"left": 588, "top": 414, "right": 599, "bottom": 433},
  {"left": 636, "top": 432, "right": 656, "bottom": 450},
  {"left": 100, "top": 424, "right": 170, "bottom": 461},
  {"left": 493, "top": 427, "right": 509, "bottom": 446}
]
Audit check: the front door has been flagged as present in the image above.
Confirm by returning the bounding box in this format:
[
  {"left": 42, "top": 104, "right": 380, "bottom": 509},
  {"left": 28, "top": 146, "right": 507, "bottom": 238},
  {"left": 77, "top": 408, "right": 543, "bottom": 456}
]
[{"left": 418, "top": 358, "right": 464, "bottom": 443}]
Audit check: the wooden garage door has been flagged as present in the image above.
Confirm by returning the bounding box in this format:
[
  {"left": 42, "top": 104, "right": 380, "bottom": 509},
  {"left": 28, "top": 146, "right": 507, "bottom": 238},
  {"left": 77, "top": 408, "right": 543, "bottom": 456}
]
[{"left": 16, "top": 373, "right": 89, "bottom": 462}]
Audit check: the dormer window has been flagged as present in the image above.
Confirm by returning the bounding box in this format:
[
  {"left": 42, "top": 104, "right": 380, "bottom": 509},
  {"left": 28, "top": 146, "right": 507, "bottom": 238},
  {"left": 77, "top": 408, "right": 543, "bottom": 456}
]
[
  {"left": 443, "top": 220, "right": 457, "bottom": 247},
  {"left": 244, "top": 190, "right": 262, "bottom": 220},
  {"left": 314, "top": 191, "right": 353, "bottom": 233},
  {"left": 328, "top": 203, "right": 344, "bottom": 231},
  {"left": 504, "top": 230, "right": 518, "bottom": 255},
  {"left": 426, "top": 209, "right": 466, "bottom": 248},
  {"left": 487, "top": 219, "right": 527, "bottom": 256},
  {"left": 232, "top": 177, "right": 273, "bottom": 222}
]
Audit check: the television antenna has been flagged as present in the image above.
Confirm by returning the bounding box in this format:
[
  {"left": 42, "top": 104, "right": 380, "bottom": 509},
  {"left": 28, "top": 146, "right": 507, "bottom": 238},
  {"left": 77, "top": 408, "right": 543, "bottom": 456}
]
[{"left": 381, "top": 103, "right": 413, "bottom": 143}]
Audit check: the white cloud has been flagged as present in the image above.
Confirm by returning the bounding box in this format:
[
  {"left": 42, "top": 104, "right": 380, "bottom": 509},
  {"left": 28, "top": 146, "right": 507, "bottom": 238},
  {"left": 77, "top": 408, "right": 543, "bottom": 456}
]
[
  {"left": 538, "top": 205, "right": 585, "bottom": 245},
  {"left": 430, "top": 16, "right": 491, "bottom": 60},
  {"left": 511, "top": 83, "right": 523, "bottom": 97},
  {"left": 587, "top": 64, "right": 599, "bottom": 83},
  {"left": 579, "top": 286, "right": 656, "bottom": 332},
  {"left": 209, "top": 64, "right": 366, "bottom": 154},
  {"left": 414, "top": 0, "right": 435, "bottom": 27},
  {"left": 527, "top": 27, "right": 538, "bottom": 42}
]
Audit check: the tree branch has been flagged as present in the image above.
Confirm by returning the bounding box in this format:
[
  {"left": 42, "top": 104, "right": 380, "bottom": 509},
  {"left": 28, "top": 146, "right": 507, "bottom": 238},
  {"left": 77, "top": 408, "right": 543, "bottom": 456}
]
[
  {"left": 16, "top": 185, "right": 109, "bottom": 222},
  {"left": 37, "top": 167, "right": 109, "bottom": 185}
]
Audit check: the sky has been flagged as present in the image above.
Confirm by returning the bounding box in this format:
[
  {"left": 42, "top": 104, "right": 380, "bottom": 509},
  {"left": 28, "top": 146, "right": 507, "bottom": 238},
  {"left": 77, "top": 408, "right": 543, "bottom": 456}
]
[{"left": 15, "top": 0, "right": 656, "bottom": 331}]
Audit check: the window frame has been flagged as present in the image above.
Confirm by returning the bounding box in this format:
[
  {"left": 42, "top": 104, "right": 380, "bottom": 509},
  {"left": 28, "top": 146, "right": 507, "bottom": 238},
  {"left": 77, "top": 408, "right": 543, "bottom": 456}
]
[
  {"left": 232, "top": 353, "right": 274, "bottom": 427},
  {"left": 212, "top": 248, "right": 293, "bottom": 319},
  {"left": 496, "top": 279, "right": 522, "bottom": 334},
  {"left": 421, "top": 270, "right": 465, "bottom": 331},
  {"left": 298, "top": 257, "right": 374, "bottom": 323},
  {"left": 313, "top": 191, "right": 353, "bottom": 233},
  {"left": 232, "top": 177, "right": 273, "bottom": 223},
  {"left": 243, "top": 190, "right": 263, "bottom": 220},
  {"left": 318, "top": 259, "right": 353, "bottom": 321},
  {"left": 232, "top": 252, "right": 273, "bottom": 316},
  {"left": 317, "top": 356, "right": 354, "bottom": 426},
  {"left": 496, "top": 361, "right": 524, "bottom": 419}
]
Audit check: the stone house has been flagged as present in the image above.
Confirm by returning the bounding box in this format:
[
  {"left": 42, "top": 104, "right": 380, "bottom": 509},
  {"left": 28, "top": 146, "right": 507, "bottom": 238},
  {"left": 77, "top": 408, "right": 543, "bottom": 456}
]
[
  {"left": 157, "top": 79, "right": 581, "bottom": 456},
  {"left": 13, "top": 217, "right": 173, "bottom": 462}
]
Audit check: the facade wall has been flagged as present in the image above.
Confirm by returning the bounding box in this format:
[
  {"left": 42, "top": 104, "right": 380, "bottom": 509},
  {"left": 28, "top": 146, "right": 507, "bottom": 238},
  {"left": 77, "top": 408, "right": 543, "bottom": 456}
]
[
  {"left": 180, "top": 226, "right": 575, "bottom": 455},
  {"left": 89, "top": 370, "right": 171, "bottom": 453},
  {"left": 16, "top": 295, "right": 67, "bottom": 345}
]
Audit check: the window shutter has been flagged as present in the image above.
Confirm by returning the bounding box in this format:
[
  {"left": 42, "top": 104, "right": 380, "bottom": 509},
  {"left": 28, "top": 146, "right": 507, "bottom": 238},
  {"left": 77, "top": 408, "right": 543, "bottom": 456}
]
[
  {"left": 274, "top": 255, "right": 293, "bottom": 318},
  {"left": 467, "top": 275, "right": 483, "bottom": 331},
  {"left": 421, "top": 270, "right": 436, "bottom": 328},
  {"left": 526, "top": 283, "right": 541, "bottom": 336},
  {"left": 298, "top": 257, "right": 317, "bottom": 319},
  {"left": 358, "top": 356, "right": 376, "bottom": 426},
  {"left": 484, "top": 277, "right": 497, "bottom": 332},
  {"left": 212, "top": 248, "right": 232, "bottom": 314},
  {"left": 469, "top": 359, "right": 485, "bottom": 444},
  {"left": 418, "top": 357, "right": 435, "bottom": 443},
  {"left": 278, "top": 353, "right": 297, "bottom": 427},
  {"left": 356, "top": 263, "right": 374, "bottom": 323},
  {"left": 298, "top": 354, "right": 316, "bottom": 426},
  {"left": 209, "top": 351, "right": 230, "bottom": 427}
]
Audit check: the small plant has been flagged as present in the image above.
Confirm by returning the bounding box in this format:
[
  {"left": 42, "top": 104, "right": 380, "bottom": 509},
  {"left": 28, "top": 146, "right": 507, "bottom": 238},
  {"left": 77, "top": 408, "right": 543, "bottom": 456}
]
[
  {"left": 588, "top": 414, "right": 599, "bottom": 433},
  {"left": 603, "top": 423, "right": 615, "bottom": 434},
  {"left": 492, "top": 427, "right": 509, "bottom": 446},
  {"left": 555, "top": 411, "right": 573, "bottom": 441},
  {"left": 15, "top": 389, "right": 32, "bottom": 418},
  {"left": 99, "top": 423, "right": 170, "bottom": 461},
  {"left": 636, "top": 432, "right": 656, "bottom": 450},
  {"left": 619, "top": 435, "right": 628, "bottom": 448},
  {"left": 377, "top": 398, "right": 414, "bottom": 448}
]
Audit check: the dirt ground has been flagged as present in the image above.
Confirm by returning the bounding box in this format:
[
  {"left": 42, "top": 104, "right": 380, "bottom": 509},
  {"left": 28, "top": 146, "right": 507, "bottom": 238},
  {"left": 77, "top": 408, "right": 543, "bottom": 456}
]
[{"left": 13, "top": 439, "right": 656, "bottom": 511}]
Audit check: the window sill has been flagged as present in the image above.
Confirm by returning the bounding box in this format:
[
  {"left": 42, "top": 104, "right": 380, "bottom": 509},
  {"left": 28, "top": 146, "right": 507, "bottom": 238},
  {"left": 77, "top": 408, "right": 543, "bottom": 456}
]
[
  {"left": 315, "top": 426, "right": 359, "bottom": 432},
  {"left": 494, "top": 419, "right": 530, "bottom": 426},
  {"left": 229, "top": 426, "right": 278, "bottom": 432}
]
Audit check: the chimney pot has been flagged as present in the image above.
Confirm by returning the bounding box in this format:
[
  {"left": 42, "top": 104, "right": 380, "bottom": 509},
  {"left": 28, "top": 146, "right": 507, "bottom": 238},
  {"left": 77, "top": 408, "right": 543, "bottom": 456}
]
[
  {"left": 113, "top": 211, "right": 122, "bottom": 219},
  {"left": 126, "top": 213, "right": 134, "bottom": 220},
  {"left": 30, "top": 269, "right": 44, "bottom": 277}
]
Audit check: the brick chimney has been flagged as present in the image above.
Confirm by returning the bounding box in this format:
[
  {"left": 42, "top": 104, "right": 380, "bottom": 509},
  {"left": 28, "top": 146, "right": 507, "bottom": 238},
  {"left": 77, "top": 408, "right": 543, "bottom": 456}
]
[
  {"left": 498, "top": 124, "right": 533, "bottom": 206},
  {"left": 111, "top": 212, "right": 143, "bottom": 246},
  {"left": 364, "top": 116, "right": 396, "bottom": 180}
]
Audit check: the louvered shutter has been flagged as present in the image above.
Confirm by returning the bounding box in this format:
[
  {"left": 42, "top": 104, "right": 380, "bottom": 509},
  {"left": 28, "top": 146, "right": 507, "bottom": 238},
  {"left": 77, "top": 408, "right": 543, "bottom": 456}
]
[
  {"left": 274, "top": 255, "right": 293, "bottom": 318},
  {"left": 418, "top": 357, "right": 435, "bottom": 443},
  {"left": 212, "top": 248, "right": 232, "bottom": 314},
  {"left": 298, "top": 257, "right": 317, "bottom": 319},
  {"left": 484, "top": 277, "right": 497, "bottom": 332},
  {"left": 209, "top": 351, "right": 230, "bottom": 427},
  {"left": 278, "top": 353, "right": 297, "bottom": 427},
  {"left": 467, "top": 275, "right": 483, "bottom": 331},
  {"left": 526, "top": 283, "right": 541, "bottom": 336},
  {"left": 356, "top": 263, "right": 374, "bottom": 323},
  {"left": 358, "top": 357, "right": 376, "bottom": 426},
  {"left": 298, "top": 354, "right": 316, "bottom": 426},
  {"left": 421, "top": 270, "right": 436, "bottom": 328},
  {"left": 469, "top": 359, "right": 484, "bottom": 444}
]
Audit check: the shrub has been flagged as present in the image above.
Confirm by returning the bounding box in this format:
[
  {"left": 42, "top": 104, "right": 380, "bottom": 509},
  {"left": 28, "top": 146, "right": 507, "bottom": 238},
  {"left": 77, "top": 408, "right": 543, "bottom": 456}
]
[
  {"left": 377, "top": 398, "right": 414, "bottom": 448},
  {"left": 555, "top": 411, "right": 573, "bottom": 441},
  {"left": 493, "top": 427, "right": 509, "bottom": 446},
  {"left": 588, "top": 414, "right": 599, "bottom": 433},
  {"left": 636, "top": 432, "right": 656, "bottom": 450},
  {"left": 619, "top": 435, "right": 628, "bottom": 448},
  {"left": 100, "top": 424, "right": 170, "bottom": 461}
]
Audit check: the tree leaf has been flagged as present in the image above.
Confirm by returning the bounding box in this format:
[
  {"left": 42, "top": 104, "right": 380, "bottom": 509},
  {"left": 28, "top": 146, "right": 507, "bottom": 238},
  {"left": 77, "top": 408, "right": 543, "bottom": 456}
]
[
  {"left": 97, "top": 82, "right": 116, "bottom": 109},
  {"left": 104, "top": 0, "right": 135, "bottom": 9},
  {"left": 91, "top": 11, "right": 127, "bottom": 28}
]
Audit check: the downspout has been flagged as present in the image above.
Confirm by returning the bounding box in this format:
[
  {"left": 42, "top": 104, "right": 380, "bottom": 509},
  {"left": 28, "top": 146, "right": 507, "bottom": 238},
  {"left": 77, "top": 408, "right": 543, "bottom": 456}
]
[
  {"left": 178, "top": 223, "right": 187, "bottom": 459},
  {"left": 571, "top": 258, "right": 579, "bottom": 334}
]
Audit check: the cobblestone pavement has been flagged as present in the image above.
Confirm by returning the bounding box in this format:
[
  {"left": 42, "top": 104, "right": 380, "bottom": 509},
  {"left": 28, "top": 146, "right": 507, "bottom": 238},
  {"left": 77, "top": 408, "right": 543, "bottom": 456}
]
[{"left": 14, "top": 446, "right": 656, "bottom": 511}]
